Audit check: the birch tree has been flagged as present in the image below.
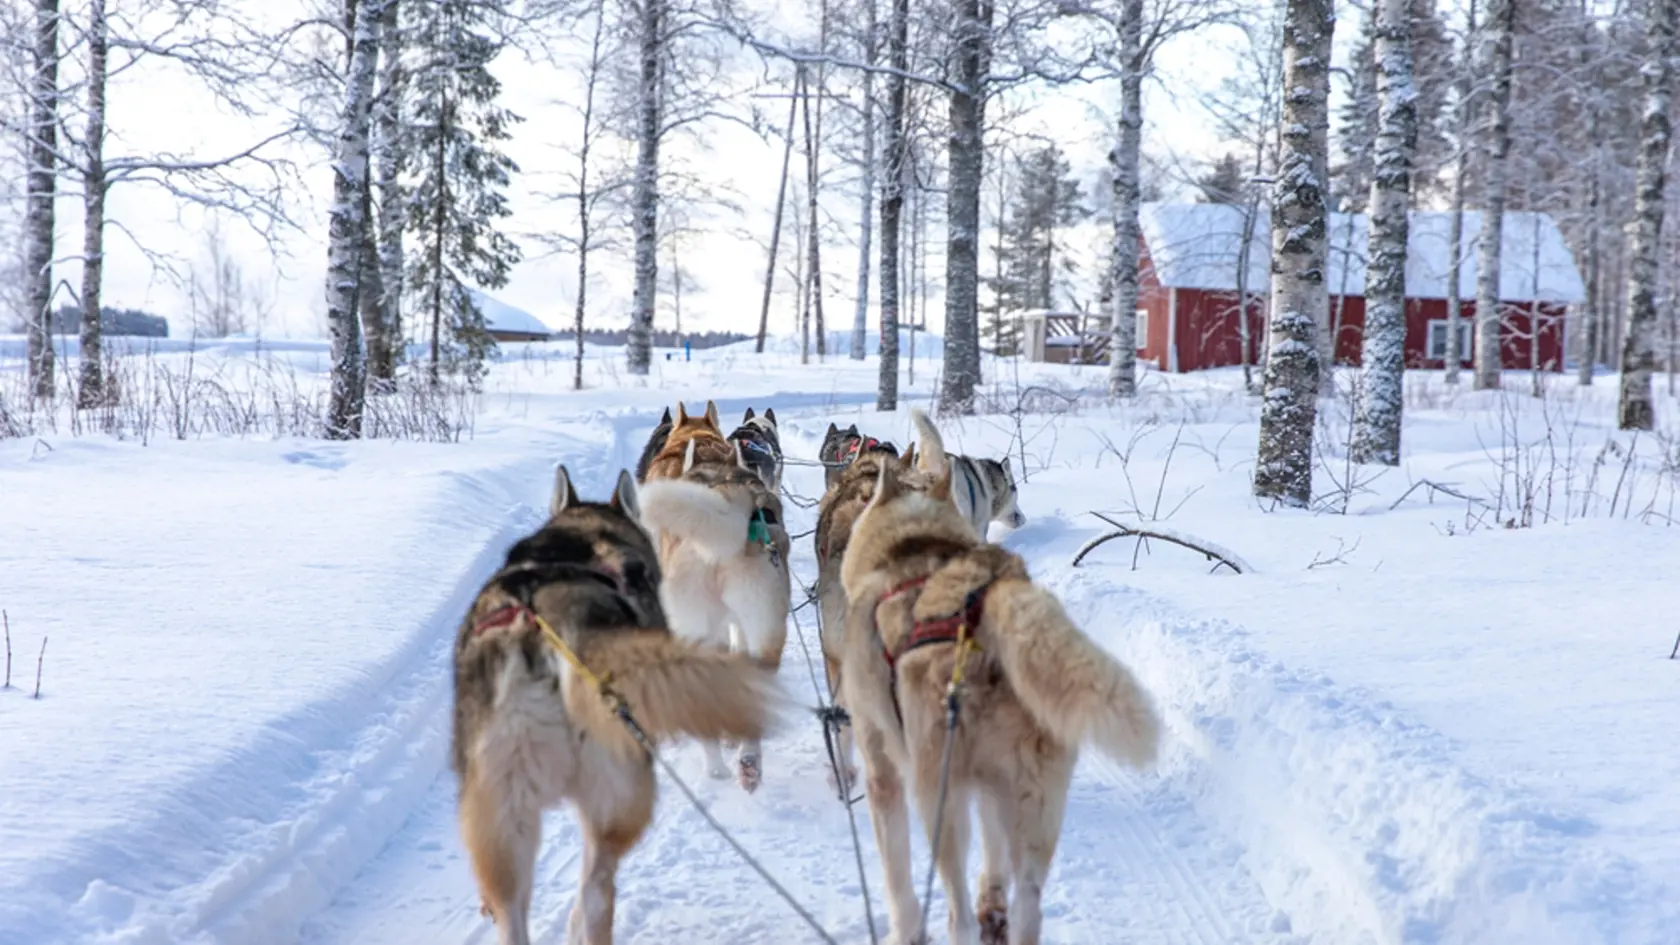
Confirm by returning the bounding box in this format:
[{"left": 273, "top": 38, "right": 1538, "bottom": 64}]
[
  {"left": 876, "top": 0, "right": 908, "bottom": 410},
  {"left": 1472, "top": 0, "right": 1514, "bottom": 391},
  {"left": 849, "top": 0, "right": 877, "bottom": 361},
  {"left": 1617, "top": 0, "right": 1675, "bottom": 431},
  {"left": 626, "top": 0, "right": 663, "bottom": 375},
  {"left": 323, "top": 0, "right": 385, "bottom": 437},
  {"left": 938, "top": 0, "right": 992, "bottom": 415},
  {"left": 76, "top": 0, "right": 108, "bottom": 406},
  {"left": 1443, "top": 0, "right": 1475, "bottom": 385},
  {"left": 369, "top": 0, "right": 404, "bottom": 385},
  {"left": 1253, "top": 0, "right": 1333, "bottom": 506},
  {"left": 1106, "top": 0, "right": 1144, "bottom": 397},
  {"left": 24, "top": 0, "right": 59, "bottom": 400},
  {"left": 1351, "top": 0, "right": 1414, "bottom": 466}
]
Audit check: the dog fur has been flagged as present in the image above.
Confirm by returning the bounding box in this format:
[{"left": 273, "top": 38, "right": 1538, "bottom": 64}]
[
  {"left": 820, "top": 421, "right": 899, "bottom": 489},
  {"left": 909, "top": 411, "right": 1026, "bottom": 540},
  {"left": 450, "top": 466, "right": 788, "bottom": 945},
  {"left": 637, "top": 402, "right": 792, "bottom": 791},
  {"left": 839, "top": 409, "right": 1160, "bottom": 945},
  {"left": 727, "top": 406, "right": 784, "bottom": 492},
  {"left": 634, "top": 407, "right": 673, "bottom": 484}
]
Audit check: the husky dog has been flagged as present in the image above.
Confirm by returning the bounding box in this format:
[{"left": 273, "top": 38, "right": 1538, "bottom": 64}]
[
  {"left": 910, "top": 412, "right": 1027, "bottom": 539},
  {"left": 638, "top": 401, "right": 792, "bottom": 791},
  {"left": 727, "top": 406, "right": 784, "bottom": 492},
  {"left": 840, "top": 409, "right": 1161, "bottom": 945},
  {"left": 633, "top": 407, "right": 673, "bottom": 483},
  {"left": 820, "top": 421, "right": 899, "bottom": 488},
  {"left": 451, "top": 466, "right": 786, "bottom": 945},
  {"left": 811, "top": 439, "right": 926, "bottom": 798}
]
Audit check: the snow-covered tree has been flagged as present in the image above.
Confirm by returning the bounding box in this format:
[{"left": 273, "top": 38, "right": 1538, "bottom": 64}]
[
  {"left": 937, "top": 0, "right": 993, "bottom": 415},
  {"left": 876, "top": 0, "right": 908, "bottom": 410},
  {"left": 369, "top": 0, "right": 405, "bottom": 385},
  {"left": 75, "top": 0, "right": 108, "bottom": 406},
  {"left": 849, "top": 0, "right": 878, "bottom": 361},
  {"left": 24, "top": 0, "right": 59, "bottom": 400},
  {"left": 1618, "top": 0, "right": 1675, "bottom": 431},
  {"left": 401, "top": 0, "right": 521, "bottom": 388},
  {"left": 1351, "top": 0, "right": 1415, "bottom": 467},
  {"left": 626, "top": 0, "right": 662, "bottom": 375},
  {"left": 1472, "top": 0, "right": 1514, "bottom": 391},
  {"left": 1253, "top": 0, "right": 1333, "bottom": 506},
  {"left": 992, "top": 144, "right": 1086, "bottom": 317}
]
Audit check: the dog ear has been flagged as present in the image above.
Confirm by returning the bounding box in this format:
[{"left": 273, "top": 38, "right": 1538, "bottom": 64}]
[
  {"left": 898, "top": 444, "right": 918, "bottom": 470},
  {"left": 930, "top": 465, "right": 953, "bottom": 501},
  {"left": 846, "top": 423, "right": 859, "bottom": 436},
  {"left": 676, "top": 402, "right": 690, "bottom": 424},
  {"left": 765, "top": 407, "right": 777, "bottom": 425},
  {"left": 871, "top": 455, "right": 903, "bottom": 507},
  {"left": 704, "top": 400, "right": 721, "bottom": 430},
  {"left": 826, "top": 422, "right": 838, "bottom": 438},
  {"left": 743, "top": 406, "right": 756, "bottom": 422},
  {"left": 660, "top": 406, "right": 672, "bottom": 425},
  {"left": 610, "top": 469, "right": 640, "bottom": 518},
  {"left": 683, "top": 439, "right": 697, "bottom": 474},
  {"left": 551, "top": 464, "right": 581, "bottom": 517}
]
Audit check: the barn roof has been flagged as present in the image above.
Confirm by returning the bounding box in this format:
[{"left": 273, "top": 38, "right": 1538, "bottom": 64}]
[
  {"left": 469, "top": 289, "right": 554, "bottom": 336},
  {"left": 1138, "top": 203, "right": 1585, "bottom": 303}
]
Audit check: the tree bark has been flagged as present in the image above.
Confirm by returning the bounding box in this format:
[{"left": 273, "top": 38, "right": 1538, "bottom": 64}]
[
  {"left": 809, "top": 0, "right": 828, "bottom": 358},
  {"left": 369, "top": 0, "right": 404, "bottom": 385},
  {"left": 324, "top": 0, "right": 384, "bottom": 438},
  {"left": 1618, "top": 0, "right": 1676, "bottom": 430},
  {"left": 1575, "top": 4, "right": 1601, "bottom": 387},
  {"left": 754, "top": 71, "right": 800, "bottom": 354},
  {"left": 76, "top": 0, "right": 108, "bottom": 408},
  {"left": 627, "top": 0, "right": 663, "bottom": 375},
  {"left": 1253, "top": 0, "right": 1333, "bottom": 507},
  {"left": 850, "top": 0, "right": 877, "bottom": 361},
  {"left": 877, "top": 0, "right": 908, "bottom": 411},
  {"left": 1106, "top": 0, "right": 1144, "bottom": 398},
  {"left": 573, "top": 3, "right": 608, "bottom": 391},
  {"left": 1352, "top": 0, "right": 1414, "bottom": 466},
  {"left": 25, "top": 0, "right": 59, "bottom": 401},
  {"left": 939, "top": 0, "right": 992, "bottom": 415},
  {"left": 1472, "top": 0, "right": 1514, "bottom": 391},
  {"left": 1443, "top": 0, "right": 1475, "bottom": 385}
]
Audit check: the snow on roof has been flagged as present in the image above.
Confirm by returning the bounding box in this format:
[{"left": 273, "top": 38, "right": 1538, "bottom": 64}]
[
  {"left": 468, "top": 289, "right": 554, "bottom": 336},
  {"left": 1138, "top": 203, "right": 1585, "bottom": 303}
]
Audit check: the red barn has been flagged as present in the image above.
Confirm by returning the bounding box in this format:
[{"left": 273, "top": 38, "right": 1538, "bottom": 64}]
[{"left": 1131, "top": 203, "right": 1583, "bottom": 374}]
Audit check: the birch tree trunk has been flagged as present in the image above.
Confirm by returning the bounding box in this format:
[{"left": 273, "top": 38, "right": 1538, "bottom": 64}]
[
  {"left": 877, "top": 0, "right": 908, "bottom": 410},
  {"left": 1351, "top": 0, "right": 1414, "bottom": 466},
  {"left": 1575, "top": 6, "right": 1601, "bottom": 388},
  {"left": 323, "top": 0, "right": 384, "bottom": 439},
  {"left": 627, "top": 0, "right": 663, "bottom": 376},
  {"left": 938, "top": 0, "right": 992, "bottom": 415},
  {"left": 1253, "top": 0, "right": 1333, "bottom": 507},
  {"left": 76, "top": 0, "right": 108, "bottom": 408},
  {"left": 1472, "top": 0, "right": 1514, "bottom": 391},
  {"left": 804, "top": 15, "right": 828, "bottom": 361},
  {"left": 369, "top": 0, "right": 403, "bottom": 385},
  {"left": 1444, "top": 0, "right": 1475, "bottom": 385},
  {"left": 25, "top": 0, "right": 59, "bottom": 401},
  {"left": 1105, "top": 0, "right": 1144, "bottom": 399},
  {"left": 850, "top": 0, "right": 877, "bottom": 362},
  {"left": 1617, "top": 0, "right": 1676, "bottom": 431},
  {"left": 754, "top": 71, "right": 799, "bottom": 354},
  {"left": 573, "top": 3, "right": 607, "bottom": 391}
]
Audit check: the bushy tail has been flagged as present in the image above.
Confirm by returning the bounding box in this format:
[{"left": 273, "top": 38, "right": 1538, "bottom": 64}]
[
  {"left": 910, "top": 408, "right": 949, "bottom": 477},
  {"left": 565, "top": 631, "right": 793, "bottom": 759},
  {"left": 985, "top": 580, "right": 1161, "bottom": 768},
  {"left": 637, "top": 478, "right": 747, "bottom": 561}
]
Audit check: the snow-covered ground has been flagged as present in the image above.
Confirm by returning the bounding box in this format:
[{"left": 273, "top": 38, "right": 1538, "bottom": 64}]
[{"left": 2, "top": 337, "right": 1676, "bottom": 945}]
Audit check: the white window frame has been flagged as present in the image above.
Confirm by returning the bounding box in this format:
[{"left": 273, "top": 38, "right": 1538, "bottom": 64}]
[
  {"left": 1135, "top": 308, "right": 1149, "bottom": 350},
  {"left": 1426, "top": 318, "right": 1473, "bottom": 361}
]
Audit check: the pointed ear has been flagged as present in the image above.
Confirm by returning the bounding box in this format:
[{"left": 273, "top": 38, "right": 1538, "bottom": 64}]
[
  {"left": 764, "top": 407, "right": 777, "bottom": 425},
  {"left": 610, "top": 469, "right": 640, "bottom": 518},
  {"left": 847, "top": 424, "right": 859, "bottom": 435},
  {"left": 826, "top": 422, "right": 838, "bottom": 437},
  {"left": 898, "top": 444, "right": 918, "bottom": 470},
  {"left": 743, "top": 406, "right": 756, "bottom": 421},
  {"left": 704, "top": 400, "right": 720, "bottom": 430},
  {"left": 870, "top": 455, "right": 904, "bottom": 509},
  {"left": 930, "top": 465, "right": 953, "bottom": 502},
  {"left": 676, "top": 402, "right": 690, "bottom": 424},
  {"left": 660, "top": 406, "right": 672, "bottom": 424},
  {"left": 683, "top": 439, "right": 697, "bottom": 474},
  {"left": 551, "top": 464, "right": 581, "bottom": 517}
]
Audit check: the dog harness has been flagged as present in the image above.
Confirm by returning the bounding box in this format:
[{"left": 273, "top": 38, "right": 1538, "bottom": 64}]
[
  {"left": 470, "top": 602, "right": 526, "bottom": 637},
  {"left": 876, "top": 573, "right": 991, "bottom": 728}
]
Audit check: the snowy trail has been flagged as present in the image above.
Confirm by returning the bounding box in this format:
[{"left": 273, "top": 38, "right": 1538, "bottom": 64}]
[{"left": 293, "top": 412, "right": 1296, "bottom": 945}]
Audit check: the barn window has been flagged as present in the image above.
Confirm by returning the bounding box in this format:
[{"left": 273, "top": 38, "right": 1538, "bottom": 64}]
[
  {"left": 1426, "top": 319, "right": 1473, "bottom": 361},
  {"left": 1135, "top": 309, "right": 1149, "bottom": 349}
]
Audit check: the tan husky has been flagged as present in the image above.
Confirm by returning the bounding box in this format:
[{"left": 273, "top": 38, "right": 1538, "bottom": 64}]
[
  {"left": 637, "top": 401, "right": 792, "bottom": 791},
  {"left": 840, "top": 409, "right": 1162, "bottom": 945},
  {"left": 451, "top": 466, "right": 787, "bottom": 945}
]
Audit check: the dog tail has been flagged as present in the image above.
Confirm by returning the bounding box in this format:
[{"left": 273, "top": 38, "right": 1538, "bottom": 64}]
[
  {"left": 566, "top": 631, "right": 791, "bottom": 758},
  {"left": 909, "top": 408, "right": 949, "bottom": 478},
  {"left": 985, "top": 580, "right": 1161, "bottom": 769},
  {"left": 636, "top": 478, "right": 747, "bottom": 561}
]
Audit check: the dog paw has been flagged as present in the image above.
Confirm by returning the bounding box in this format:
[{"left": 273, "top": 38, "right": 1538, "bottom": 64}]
[
  {"left": 738, "top": 754, "right": 762, "bottom": 793},
  {"left": 978, "top": 906, "right": 1007, "bottom": 945},
  {"left": 479, "top": 900, "right": 494, "bottom": 922},
  {"left": 826, "top": 763, "right": 860, "bottom": 801}
]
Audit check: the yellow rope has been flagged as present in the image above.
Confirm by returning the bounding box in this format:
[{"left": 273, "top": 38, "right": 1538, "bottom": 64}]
[
  {"left": 528, "top": 609, "right": 619, "bottom": 703},
  {"left": 948, "top": 621, "right": 980, "bottom": 688}
]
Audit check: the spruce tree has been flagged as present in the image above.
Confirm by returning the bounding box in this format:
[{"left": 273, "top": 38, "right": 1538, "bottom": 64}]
[
  {"left": 992, "top": 145, "right": 1087, "bottom": 328},
  {"left": 400, "top": 0, "right": 521, "bottom": 387}
]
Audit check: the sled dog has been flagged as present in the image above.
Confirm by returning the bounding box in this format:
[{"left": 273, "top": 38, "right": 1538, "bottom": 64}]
[
  {"left": 910, "top": 411, "right": 1027, "bottom": 540},
  {"left": 727, "top": 406, "right": 784, "bottom": 492},
  {"left": 820, "top": 421, "right": 898, "bottom": 488},
  {"left": 840, "top": 409, "right": 1161, "bottom": 945},
  {"left": 638, "top": 401, "right": 792, "bottom": 791},
  {"left": 451, "top": 466, "right": 786, "bottom": 945},
  {"left": 633, "top": 407, "right": 673, "bottom": 484}
]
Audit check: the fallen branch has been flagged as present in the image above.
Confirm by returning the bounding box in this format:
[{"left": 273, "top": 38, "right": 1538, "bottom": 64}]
[
  {"left": 3, "top": 609, "right": 10, "bottom": 688},
  {"left": 1670, "top": 626, "right": 1679, "bottom": 660},
  {"left": 1072, "top": 513, "right": 1252, "bottom": 574},
  {"left": 1389, "top": 478, "right": 1495, "bottom": 512},
  {"left": 34, "top": 636, "right": 47, "bottom": 699}
]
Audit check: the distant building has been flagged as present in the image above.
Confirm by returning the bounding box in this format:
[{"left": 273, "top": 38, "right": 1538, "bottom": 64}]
[
  {"left": 469, "top": 290, "right": 553, "bottom": 343},
  {"left": 1021, "top": 203, "right": 1585, "bottom": 374}
]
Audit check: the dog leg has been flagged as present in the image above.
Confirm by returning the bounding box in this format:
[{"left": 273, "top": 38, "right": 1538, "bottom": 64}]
[
  {"left": 823, "top": 656, "right": 859, "bottom": 799},
  {"left": 459, "top": 772, "right": 541, "bottom": 945},
  {"left": 565, "top": 819, "right": 640, "bottom": 945},
  {"left": 723, "top": 576, "right": 788, "bottom": 794},
  {"left": 1005, "top": 770, "right": 1071, "bottom": 945},
  {"left": 976, "top": 790, "right": 1011, "bottom": 945},
  {"left": 915, "top": 779, "right": 977, "bottom": 945},
  {"left": 860, "top": 727, "right": 925, "bottom": 945}
]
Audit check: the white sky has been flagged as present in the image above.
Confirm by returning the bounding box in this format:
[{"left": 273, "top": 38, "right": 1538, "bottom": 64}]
[{"left": 20, "top": 0, "right": 1386, "bottom": 341}]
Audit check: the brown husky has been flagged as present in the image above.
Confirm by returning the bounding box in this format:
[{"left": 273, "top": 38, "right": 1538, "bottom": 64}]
[
  {"left": 638, "top": 400, "right": 792, "bottom": 791},
  {"left": 451, "top": 466, "right": 787, "bottom": 945},
  {"left": 840, "top": 409, "right": 1162, "bottom": 945}
]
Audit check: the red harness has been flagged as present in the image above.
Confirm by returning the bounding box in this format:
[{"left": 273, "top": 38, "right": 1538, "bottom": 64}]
[
  {"left": 877, "top": 576, "right": 989, "bottom": 671},
  {"left": 470, "top": 603, "right": 527, "bottom": 636},
  {"left": 843, "top": 436, "right": 883, "bottom": 461}
]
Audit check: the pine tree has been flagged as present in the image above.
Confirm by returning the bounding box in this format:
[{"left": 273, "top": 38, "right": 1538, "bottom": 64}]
[
  {"left": 1194, "top": 153, "right": 1246, "bottom": 204},
  {"left": 1335, "top": 0, "right": 1452, "bottom": 212},
  {"left": 400, "top": 0, "right": 521, "bottom": 388},
  {"left": 993, "top": 145, "right": 1087, "bottom": 323}
]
